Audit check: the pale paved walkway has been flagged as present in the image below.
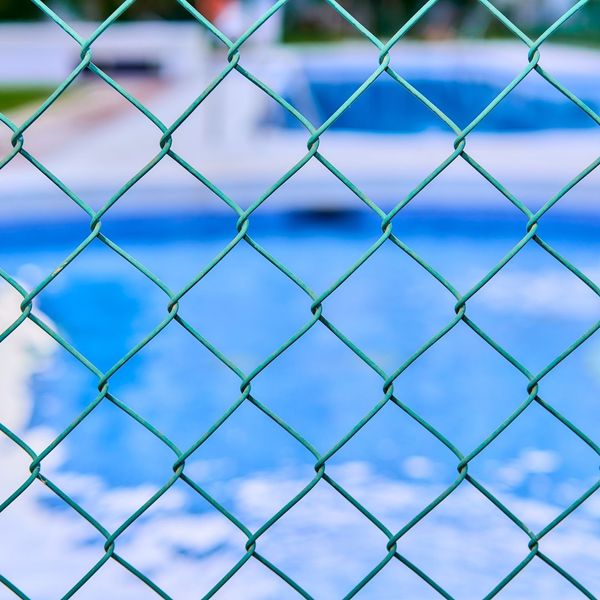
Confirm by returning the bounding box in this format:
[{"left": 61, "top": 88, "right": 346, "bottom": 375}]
[{"left": 1, "top": 41, "right": 599, "bottom": 223}]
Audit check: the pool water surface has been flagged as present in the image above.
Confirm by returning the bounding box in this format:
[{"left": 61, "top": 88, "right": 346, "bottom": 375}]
[{"left": 1, "top": 210, "right": 599, "bottom": 598}]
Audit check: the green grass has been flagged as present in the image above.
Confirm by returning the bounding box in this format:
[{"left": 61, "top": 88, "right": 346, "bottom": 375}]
[{"left": 0, "top": 86, "right": 55, "bottom": 114}]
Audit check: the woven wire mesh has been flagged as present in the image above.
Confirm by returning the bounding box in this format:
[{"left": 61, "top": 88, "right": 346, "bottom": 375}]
[{"left": 1, "top": 0, "right": 599, "bottom": 597}]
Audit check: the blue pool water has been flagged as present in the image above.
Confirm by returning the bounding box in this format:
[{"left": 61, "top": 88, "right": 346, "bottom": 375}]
[
  {"left": 2, "top": 210, "right": 600, "bottom": 597},
  {"left": 2, "top": 210, "right": 597, "bottom": 491},
  {"left": 270, "top": 70, "right": 600, "bottom": 132}
]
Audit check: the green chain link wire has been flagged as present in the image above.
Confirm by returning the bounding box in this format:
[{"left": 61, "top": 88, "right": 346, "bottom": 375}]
[{"left": 1, "top": 0, "right": 599, "bottom": 597}]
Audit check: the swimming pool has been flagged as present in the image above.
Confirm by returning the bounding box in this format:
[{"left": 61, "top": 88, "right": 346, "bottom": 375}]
[
  {"left": 266, "top": 42, "right": 600, "bottom": 133},
  {"left": 1, "top": 209, "right": 599, "bottom": 598},
  {"left": 270, "top": 71, "right": 600, "bottom": 133}
]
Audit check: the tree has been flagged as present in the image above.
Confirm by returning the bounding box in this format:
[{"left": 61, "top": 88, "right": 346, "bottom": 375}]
[
  {"left": 0, "top": 0, "right": 42, "bottom": 20},
  {"left": 57, "top": 0, "right": 193, "bottom": 20}
]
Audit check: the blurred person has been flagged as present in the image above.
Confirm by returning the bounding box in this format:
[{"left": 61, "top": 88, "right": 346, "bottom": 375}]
[
  {"left": 196, "top": 0, "right": 234, "bottom": 25},
  {"left": 420, "top": 0, "right": 460, "bottom": 40},
  {"left": 195, "top": 0, "right": 282, "bottom": 42}
]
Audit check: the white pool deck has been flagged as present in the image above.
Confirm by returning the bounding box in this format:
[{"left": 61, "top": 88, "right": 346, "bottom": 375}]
[{"left": 1, "top": 40, "right": 599, "bottom": 223}]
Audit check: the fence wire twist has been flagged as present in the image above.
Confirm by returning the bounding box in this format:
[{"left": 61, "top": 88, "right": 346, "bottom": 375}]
[{"left": 1, "top": 0, "right": 599, "bottom": 598}]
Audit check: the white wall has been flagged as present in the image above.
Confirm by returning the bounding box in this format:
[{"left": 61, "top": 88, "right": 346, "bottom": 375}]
[{"left": 0, "top": 21, "right": 209, "bottom": 85}]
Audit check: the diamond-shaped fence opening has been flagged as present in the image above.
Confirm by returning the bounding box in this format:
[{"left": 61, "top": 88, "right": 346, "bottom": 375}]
[{"left": 1, "top": 0, "right": 599, "bottom": 598}]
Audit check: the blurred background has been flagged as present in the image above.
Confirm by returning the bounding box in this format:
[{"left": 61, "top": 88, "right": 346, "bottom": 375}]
[
  {"left": 2, "top": 0, "right": 600, "bottom": 40},
  {"left": 1, "top": 1, "right": 600, "bottom": 598}
]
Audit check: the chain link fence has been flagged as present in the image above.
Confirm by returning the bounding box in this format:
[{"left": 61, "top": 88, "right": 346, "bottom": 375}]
[{"left": 1, "top": 0, "right": 599, "bottom": 598}]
